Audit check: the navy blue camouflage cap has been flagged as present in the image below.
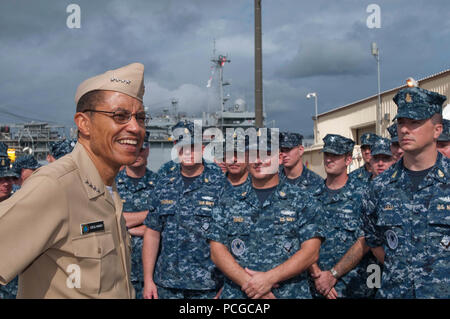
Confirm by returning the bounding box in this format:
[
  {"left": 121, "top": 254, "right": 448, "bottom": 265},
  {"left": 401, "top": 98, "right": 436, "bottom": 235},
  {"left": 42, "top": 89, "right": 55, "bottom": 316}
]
[
  {"left": 438, "top": 119, "right": 450, "bottom": 142},
  {"left": 370, "top": 136, "right": 392, "bottom": 157},
  {"left": 171, "top": 120, "right": 203, "bottom": 146},
  {"left": 12, "top": 155, "right": 41, "bottom": 175},
  {"left": 393, "top": 87, "right": 446, "bottom": 121},
  {"left": 246, "top": 128, "right": 279, "bottom": 152},
  {"left": 321, "top": 134, "right": 355, "bottom": 155},
  {"left": 279, "top": 131, "right": 303, "bottom": 148},
  {"left": 387, "top": 123, "right": 399, "bottom": 143},
  {"left": 50, "top": 139, "right": 76, "bottom": 159},
  {"left": 360, "top": 133, "right": 378, "bottom": 147}
]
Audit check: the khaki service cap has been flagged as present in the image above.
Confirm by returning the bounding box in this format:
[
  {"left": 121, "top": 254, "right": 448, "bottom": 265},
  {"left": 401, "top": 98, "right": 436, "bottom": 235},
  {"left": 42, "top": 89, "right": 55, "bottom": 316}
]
[{"left": 75, "top": 62, "right": 145, "bottom": 104}]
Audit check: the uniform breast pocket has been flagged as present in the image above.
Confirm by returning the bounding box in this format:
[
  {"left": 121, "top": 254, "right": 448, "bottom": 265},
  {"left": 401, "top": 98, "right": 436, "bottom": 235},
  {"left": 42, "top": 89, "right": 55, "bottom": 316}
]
[
  {"left": 376, "top": 212, "right": 405, "bottom": 256},
  {"left": 274, "top": 216, "right": 301, "bottom": 257},
  {"left": 71, "top": 232, "right": 119, "bottom": 294},
  {"left": 227, "top": 221, "right": 251, "bottom": 258},
  {"left": 338, "top": 217, "right": 360, "bottom": 243},
  {"left": 159, "top": 210, "right": 176, "bottom": 231},
  {"left": 193, "top": 208, "right": 213, "bottom": 234},
  {"left": 428, "top": 207, "right": 450, "bottom": 254}
]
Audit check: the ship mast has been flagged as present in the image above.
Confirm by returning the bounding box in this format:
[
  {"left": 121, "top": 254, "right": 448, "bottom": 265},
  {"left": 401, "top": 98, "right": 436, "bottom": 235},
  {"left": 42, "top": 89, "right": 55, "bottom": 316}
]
[{"left": 210, "top": 53, "right": 231, "bottom": 131}]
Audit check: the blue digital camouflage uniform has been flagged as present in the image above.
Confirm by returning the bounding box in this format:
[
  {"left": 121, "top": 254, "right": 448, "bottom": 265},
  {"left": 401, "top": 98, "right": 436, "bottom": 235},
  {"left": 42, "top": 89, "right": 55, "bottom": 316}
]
[
  {"left": 144, "top": 162, "right": 225, "bottom": 296},
  {"left": 311, "top": 178, "right": 378, "bottom": 298},
  {"left": 279, "top": 131, "right": 323, "bottom": 191},
  {"left": 209, "top": 180, "right": 325, "bottom": 299},
  {"left": 0, "top": 143, "right": 20, "bottom": 299},
  {"left": 310, "top": 134, "right": 377, "bottom": 298},
  {"left": 116, "top": 167, "right": 158, "bottom": 299},
  {"left": 349, "top": 133, "right": 378, "bottom": 182},
  {"left": 279, "top": 165, "right": 323, "bottom": 191},
  {"left": 362, "top": 153, "right": 450, "bottom": 298},
  {"left": 362, "top": 86, "right": 449, "bottom": 298}
]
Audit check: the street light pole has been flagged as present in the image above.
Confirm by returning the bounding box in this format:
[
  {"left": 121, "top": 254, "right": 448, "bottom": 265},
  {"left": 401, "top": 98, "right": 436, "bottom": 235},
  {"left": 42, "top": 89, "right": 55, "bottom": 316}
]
[
  {"left": 372, "top": 42, "right": 381, "bottom": 135},
  {"left": 307, "top": 92, "right": 318, "bottom": 144}
]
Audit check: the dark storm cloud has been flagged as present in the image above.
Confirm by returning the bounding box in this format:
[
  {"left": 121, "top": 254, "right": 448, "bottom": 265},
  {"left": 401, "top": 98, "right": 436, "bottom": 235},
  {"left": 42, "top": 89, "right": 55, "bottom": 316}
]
[
  {"left": 276, "top": 39, "right": 374, "bottom": 78},
  {"left": 0, "top": 0, "right": 449, "bottom": 137}
]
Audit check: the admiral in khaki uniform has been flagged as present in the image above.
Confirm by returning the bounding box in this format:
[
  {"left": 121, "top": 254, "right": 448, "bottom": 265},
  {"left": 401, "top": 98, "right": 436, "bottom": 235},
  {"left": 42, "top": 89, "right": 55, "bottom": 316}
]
[{"left": 0, "top": 62, "right": 147, "bottom": 298}]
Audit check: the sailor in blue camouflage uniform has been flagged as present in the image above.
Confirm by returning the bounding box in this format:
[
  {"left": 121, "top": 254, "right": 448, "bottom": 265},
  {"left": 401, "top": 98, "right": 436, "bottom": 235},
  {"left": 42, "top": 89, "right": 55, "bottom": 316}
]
[
  {"left": 0, "top": 142, "right": 20, "bottom": 299},
  {"left": 142, "top": 120, "right": 225, "bottom": 299},
  {"left": 387, "top": 123, "right": 404, "bottom": 162},
  {"left": 369, "top": 137, "right": 396, "bottom": 179},
  {"left": 47, "top": 138, "right": 76, "bottom": 163},
  {"left": 116, "top": 131, "right": 158, "bottom": 299},
  {"left": 209, "top": 129, "right": 325, "bottom": 299},
  {"left": 362, "top": 86, "right": 450, "bottom": 298},
  {"left": 11, "top": 154, "right": 41, "bottom": 193},
  {"left": 309, "top": 134, "right": 377, "bottom": 299},
  {"left": 437, "top": 119, "right": 450, "bottom": 158},
  {"left": 279, "top": 131, "right": 323, "bottom": 191},
  {"left": 349, "top": 133, "right": 378, "bottom": 182}
]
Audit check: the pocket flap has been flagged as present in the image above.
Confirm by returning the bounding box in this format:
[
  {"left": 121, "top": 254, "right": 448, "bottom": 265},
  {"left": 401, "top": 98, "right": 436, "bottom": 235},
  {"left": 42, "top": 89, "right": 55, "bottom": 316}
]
[{"left": 72, "top": 232, "right": 115, "bottom": 259}]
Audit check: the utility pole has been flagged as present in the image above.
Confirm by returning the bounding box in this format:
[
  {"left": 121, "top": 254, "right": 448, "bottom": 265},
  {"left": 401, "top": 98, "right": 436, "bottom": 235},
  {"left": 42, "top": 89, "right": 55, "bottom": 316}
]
[{"left": 254, "top": 0, "right": 263, "bottom": 128}]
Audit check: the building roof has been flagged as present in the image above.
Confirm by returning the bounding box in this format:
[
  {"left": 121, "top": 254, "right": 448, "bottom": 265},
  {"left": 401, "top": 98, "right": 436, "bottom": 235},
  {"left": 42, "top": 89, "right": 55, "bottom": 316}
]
[{"left": 318, "top": 68, "right": 450, "bottom": 118}]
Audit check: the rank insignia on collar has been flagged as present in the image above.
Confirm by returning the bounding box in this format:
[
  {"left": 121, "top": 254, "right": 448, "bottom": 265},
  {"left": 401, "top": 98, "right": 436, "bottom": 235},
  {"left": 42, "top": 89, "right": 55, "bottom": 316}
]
[
  {"left": 204, "top": 178, "right": 209, "bottom": 183},
  {"left": 279, "top": 191, "right": 286, "bottom": 198},
  {"left": 438, "top": 170, "right": 445, "bottom": 178},
  {"left": 169, "top": 177, "right": 175, "bottom": 182},
  {"left": 241, "top": 191, "right": 247, "bottom": 197},
  {"left": 391, "top": 171, "right": 398, "bottom": 179},
  {"left": 149, "top": 181, "right": 154, "bottom": 185},
  {"left": 170, "top": 166, "right": 176, "bottom": 171}
]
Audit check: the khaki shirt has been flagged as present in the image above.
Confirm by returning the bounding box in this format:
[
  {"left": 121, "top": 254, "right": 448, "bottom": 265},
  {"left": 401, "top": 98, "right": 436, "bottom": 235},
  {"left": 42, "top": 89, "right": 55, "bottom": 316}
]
[{"left": 0, "top": 143, "right": 134, "bottom": 299}]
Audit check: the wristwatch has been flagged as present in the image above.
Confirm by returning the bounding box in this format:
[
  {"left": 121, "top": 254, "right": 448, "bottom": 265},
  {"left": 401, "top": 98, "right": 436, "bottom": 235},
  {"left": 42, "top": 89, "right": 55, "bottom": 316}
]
[{"left": 330, "top": 268, "right": 339, "bottom": 280}]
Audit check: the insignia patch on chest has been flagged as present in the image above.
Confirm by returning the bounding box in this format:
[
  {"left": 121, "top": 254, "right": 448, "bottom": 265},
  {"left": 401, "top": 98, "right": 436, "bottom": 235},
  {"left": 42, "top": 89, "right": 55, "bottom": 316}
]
[
  {"left": 80, "top": 221, "right": 105, "bottom": 235},
  {"left": 231, "top": 238, "right": 246, "bottom": 256},
  {"left": 441, "top": 236, "right": 450, "bottom": 251},
  {"left": 385, "top": 229, "right": 398, "bottom": 250},
  {"left": 161, "top": 199, "right": 174, "bottom": 205},
  {"left": 233, "top": 216, "right": 244, "bottom": 223},
  {"left": 281, "top": 210, "right": 295, "bottom": 216}
]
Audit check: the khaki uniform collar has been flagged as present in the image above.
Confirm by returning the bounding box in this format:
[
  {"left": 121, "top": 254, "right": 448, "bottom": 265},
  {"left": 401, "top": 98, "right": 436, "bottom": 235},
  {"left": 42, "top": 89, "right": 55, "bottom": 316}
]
[{"left": 70, "top": 143, "right": 116, "bottom": 206}]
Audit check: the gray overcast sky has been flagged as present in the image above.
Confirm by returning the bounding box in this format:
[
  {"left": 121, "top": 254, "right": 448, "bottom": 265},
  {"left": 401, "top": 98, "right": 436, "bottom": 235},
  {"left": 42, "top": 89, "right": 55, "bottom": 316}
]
[{"left": 1, "top": 0, "right": 449, "bottom": 136}]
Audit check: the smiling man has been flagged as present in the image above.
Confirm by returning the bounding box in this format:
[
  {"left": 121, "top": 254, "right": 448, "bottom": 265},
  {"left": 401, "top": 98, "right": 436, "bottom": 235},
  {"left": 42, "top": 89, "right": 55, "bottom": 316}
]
[{"left": 0, "top": 63, "right": 146, "bottom": 298}]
